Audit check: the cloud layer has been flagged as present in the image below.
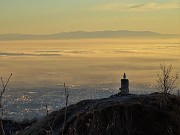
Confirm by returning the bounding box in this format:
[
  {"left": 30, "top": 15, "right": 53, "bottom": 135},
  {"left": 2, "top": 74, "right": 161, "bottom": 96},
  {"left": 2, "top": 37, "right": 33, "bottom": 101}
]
[
  {"left": 0, "top": 52, "right": 61, "bottom": 57},
  {"left": 92, "top": 2, "right": 179, "bottom": 11}
]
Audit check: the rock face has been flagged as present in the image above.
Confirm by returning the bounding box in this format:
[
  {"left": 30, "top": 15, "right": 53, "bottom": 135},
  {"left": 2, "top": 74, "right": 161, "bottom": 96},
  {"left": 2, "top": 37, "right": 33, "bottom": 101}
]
[{"left": 19, "top": 93, "right": 180, "bottom": 135}]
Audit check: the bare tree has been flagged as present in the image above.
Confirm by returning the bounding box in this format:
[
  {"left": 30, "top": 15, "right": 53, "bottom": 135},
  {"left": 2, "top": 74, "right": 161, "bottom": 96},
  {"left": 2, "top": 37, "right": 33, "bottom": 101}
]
[
  {"left": 62, "top": 83, "right": 69, "bottom": 135},
  {"left": 0, "top": 74, "right": 12, "bottom": 135},
  {"left": 157, "top": 64, "right": 179, "bottom": 94}
]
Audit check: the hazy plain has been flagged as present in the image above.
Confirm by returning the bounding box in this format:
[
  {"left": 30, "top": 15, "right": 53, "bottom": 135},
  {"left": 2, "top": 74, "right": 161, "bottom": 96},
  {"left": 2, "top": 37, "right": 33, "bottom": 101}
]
[
  {"left": 0, "top": 38, "right": 180, "bottom": 120},
  {"left": 0, "top": 38, "right": 179, "bottom": 90}
]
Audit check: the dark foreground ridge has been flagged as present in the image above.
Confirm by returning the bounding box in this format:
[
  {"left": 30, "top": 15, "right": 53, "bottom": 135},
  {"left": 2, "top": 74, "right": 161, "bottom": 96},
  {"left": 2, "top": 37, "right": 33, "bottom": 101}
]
[{"left": 2, "top": 92, "right": 180, "bottom": 135}]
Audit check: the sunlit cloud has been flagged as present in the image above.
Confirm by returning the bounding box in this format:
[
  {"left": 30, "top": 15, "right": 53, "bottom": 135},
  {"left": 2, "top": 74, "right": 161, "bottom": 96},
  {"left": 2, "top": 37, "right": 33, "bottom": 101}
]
[
  {"left": 92, "top": 2, "right": 179, "bottom": 12},
  {"left": 128, "top": 3, "right": 179, "bottom": 11},
  {"left": 0, "top": 52, "right": 61, "bottom": 57}
]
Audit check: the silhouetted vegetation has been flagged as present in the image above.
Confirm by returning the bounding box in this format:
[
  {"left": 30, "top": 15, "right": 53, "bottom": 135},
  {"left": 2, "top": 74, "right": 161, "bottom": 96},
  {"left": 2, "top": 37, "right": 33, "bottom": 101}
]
[
  {"left": 18, "top": 92, "right": 180, "bottom": 135},
  {"left": 0, "top": 118, "right": 37, "bottom": 135},
  {"left": 157, "top": 64, "right": 179, "bottom": 94},
  {"left": 0, "top": 74, "right": 12, "bottom": 135},
  {"left": 62, "top": 83, "right": 69, "bottom": 135}
]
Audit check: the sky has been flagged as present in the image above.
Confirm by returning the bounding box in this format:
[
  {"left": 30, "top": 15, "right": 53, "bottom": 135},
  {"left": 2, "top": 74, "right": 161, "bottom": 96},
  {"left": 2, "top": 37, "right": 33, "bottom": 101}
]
[{"left": 0, "top": 0, "right": 179, "bottom": 34}]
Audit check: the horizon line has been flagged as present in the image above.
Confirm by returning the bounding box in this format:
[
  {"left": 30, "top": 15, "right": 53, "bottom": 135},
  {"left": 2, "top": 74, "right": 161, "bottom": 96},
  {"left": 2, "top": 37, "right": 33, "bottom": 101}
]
[{"left": 0, "top": 30, "right": 179, "bottom": 36}]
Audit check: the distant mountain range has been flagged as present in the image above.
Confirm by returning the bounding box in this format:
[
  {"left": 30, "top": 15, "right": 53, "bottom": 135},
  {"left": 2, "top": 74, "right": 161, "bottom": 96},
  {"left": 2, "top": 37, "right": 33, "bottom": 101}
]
[{"left": 0, "top": 30, "right": 179, "bottom": 40}]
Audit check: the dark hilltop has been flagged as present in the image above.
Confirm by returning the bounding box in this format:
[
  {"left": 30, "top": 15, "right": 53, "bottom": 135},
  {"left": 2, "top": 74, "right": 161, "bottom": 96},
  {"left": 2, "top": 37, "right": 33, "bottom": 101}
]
[
  {"left": 1, "top": 73, "right": 180, "bottom": 135},
  {"left": 1, "top": 92, "right": 179, "bottom": 135}
]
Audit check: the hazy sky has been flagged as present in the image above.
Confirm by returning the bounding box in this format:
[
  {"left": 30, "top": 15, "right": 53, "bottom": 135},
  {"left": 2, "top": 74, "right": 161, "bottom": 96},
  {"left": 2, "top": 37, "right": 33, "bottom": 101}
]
[{"left": 0, "top": 0, "right": 179, "bottom": 34}]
